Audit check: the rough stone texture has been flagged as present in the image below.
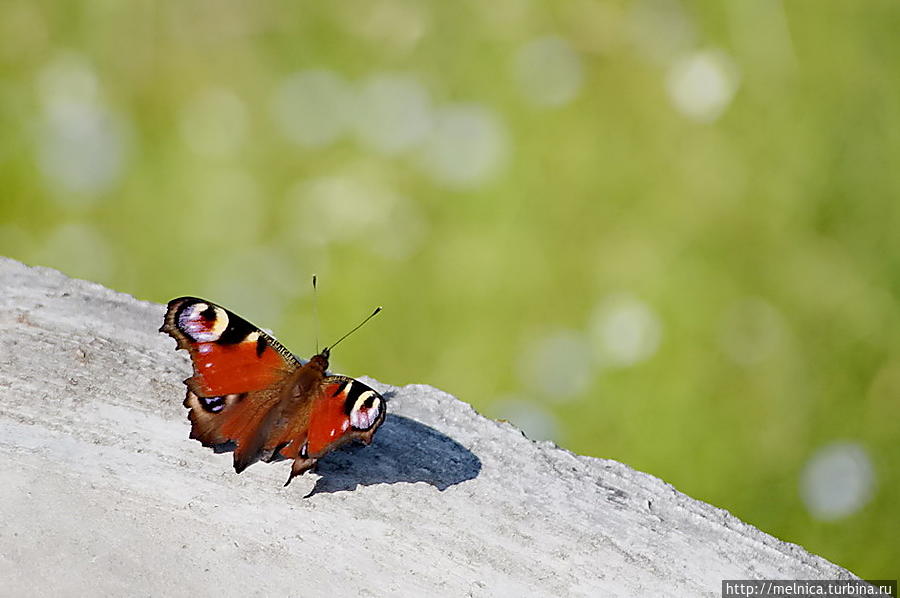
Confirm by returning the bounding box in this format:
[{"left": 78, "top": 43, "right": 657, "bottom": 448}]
[{"left": 0, "top": 257, "right": 855, "bottom": 597}]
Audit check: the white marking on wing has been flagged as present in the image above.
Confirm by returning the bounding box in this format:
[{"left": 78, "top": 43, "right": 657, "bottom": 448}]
[{"left": 179, "top": 303, "right": 229, "bottom": 342}]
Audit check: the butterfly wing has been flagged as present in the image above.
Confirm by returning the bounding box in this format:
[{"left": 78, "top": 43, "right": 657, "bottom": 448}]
[
  {"left": 161, "top": 297, "right": 386, "bottom": 484},
  {"left": 161, "top": 297, "right": 302, "bottom": 471},
  {"left": 281, "top": 376, "right": 386, "bottom": 486},
  {"left": 160, "top": 297, "right": 300, "bottom": 396}
]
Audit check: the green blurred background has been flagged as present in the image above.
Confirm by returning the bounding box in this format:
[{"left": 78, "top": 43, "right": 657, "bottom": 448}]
[{"left": 1, "top": 0, "right": 897, "bottom": 578}]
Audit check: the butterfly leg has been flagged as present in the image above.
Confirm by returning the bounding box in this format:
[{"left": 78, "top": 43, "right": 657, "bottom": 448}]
[
  {"left": 360, "top": 428, "right": 378, "bottom": 446},
  {"left": 284, "top": 455, "right": 318, "bottom": 487}
]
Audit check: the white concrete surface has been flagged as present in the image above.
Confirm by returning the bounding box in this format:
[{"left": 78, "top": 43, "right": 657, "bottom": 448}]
[{"left": 0, "top": 257, "right": 854, "bottom": 597}]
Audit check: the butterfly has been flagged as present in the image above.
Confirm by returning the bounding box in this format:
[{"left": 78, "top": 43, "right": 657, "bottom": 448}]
[{"left": 160, "top": 297, "right": 385, "bottom": 487}]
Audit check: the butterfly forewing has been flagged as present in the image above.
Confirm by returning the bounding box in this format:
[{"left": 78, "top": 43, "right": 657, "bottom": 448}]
[{"left": 160, "top": 297, "right": 300, "bottom": 396}]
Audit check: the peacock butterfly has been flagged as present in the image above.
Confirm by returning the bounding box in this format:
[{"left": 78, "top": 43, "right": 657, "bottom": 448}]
[{"left": 160, "top": 296, "right": 385, "bottom": 486}]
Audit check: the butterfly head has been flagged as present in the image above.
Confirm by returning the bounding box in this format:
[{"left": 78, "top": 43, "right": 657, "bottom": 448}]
[{"left": 308, "top": 349, "right": 330, "bottom": 372}]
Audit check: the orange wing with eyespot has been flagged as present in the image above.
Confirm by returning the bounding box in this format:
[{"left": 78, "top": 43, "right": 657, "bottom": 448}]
[
  {"left": 278, "top": 376, "right": 386, "bottom": 486},
  {"left": 160, "top": 297, "right": 299, "bottom": 396},
  {"left": 160, "top": 297, "right": 302, "bottom": 471}
]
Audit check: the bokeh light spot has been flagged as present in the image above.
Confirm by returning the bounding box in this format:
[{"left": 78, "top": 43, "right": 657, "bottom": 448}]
[
  {"left": 590, "top": 294, "right": 662, "bottom": 367},
  {"left": 270, "top": 69, "right": 355, "bottom": 148},
  {"left": 205, "top": 246, "right": 303, "bottom": 327},
  {"left": 36, "top": 51, "right": 98, "bottom": 105},
  {"left": 518, "top": 329, "right": 593, "bottom": 401},
  {"left": 800, "top": 442, "right": 875, "bottom": 521},
  {"left": 513, "top": 35, "right": 584, "bottom": 108},
  {"left": 284, "top": 174, "right": 426, "bottom": 259},
  {"left": 627, "top": 0, "right": 696, "bottom": 65},
  {"left": 492, "top": 396, "right": 560, "bottom": 442},
  {"left": 178, "top": 88, "right": 247, "bottom": 158},
  {"left": 35, "top": 53, "right": 130, "bottom": 201},
  {"left": 286, "top": 176, "right": 382, "bottom": 247},
  {"left": 333, "top": 0, "right": 429, "bottom": 51},
  {"left": 37, "top": 102, "right": 130, "bottom": 199},
  {"left": 418, "top": 103, "right": 509, "bottom": 188},
  {"left": 666, "top": 49, "right": 740, "bottom": 123},
  {"left": 354, "top": 73, "right": 433, "bottom": 155},
  {"left": 718, "top": 298, "right": 785, "bottom": 366},
  {"left": 32, "top": 223, "right": 115, "bottom": 283},
  {"left": 187, "top": 170, "right": 264, "bottom": 240}
]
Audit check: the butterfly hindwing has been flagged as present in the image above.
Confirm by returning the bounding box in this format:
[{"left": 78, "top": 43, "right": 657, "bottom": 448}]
[
  {"left": 309, "top": 376, "right": 385, "bottom": 455},
  {"left": 188, "top": 385, "right": 296, "bottom": 472},
  {"left": 182, "top": 390, "right": 246, "bottom": 446},
  {"left": 284, "top": 376, "right": 386, "bottom": 485}
]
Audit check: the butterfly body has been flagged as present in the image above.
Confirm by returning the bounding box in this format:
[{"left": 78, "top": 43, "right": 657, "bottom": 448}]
[{"left": 160, "top": 297, "right": 385, "bottom": 486}]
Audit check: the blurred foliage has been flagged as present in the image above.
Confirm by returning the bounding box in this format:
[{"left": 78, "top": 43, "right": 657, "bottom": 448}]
[{"left": 1, "top": 0, "right": 898, "bottom": 578}]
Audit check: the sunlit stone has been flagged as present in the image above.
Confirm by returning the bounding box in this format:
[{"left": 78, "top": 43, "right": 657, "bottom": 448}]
[
  {"left": 590, "top": 294, "right": 662, "bottom": 367},
  {"left": 418, "top": 104, "right": 508, "bottom": 189},
  {"left": 666, "top": 49, "right": 740, "bottom": 123},
  {"left": 354, "top": 73, "right": 432, "bottom": 154},
  {"left": 178, "top": 88, "right": 247, "bottom": 158},
  {"left": 513, "top": 35, "right": 584, "bottom": 108},
  {"left": 492, "top": 397, "right": 560, "bottom": 442},
  {"left": 800, "top": 442, "right": 875, "bottom": 521},
  {"left": 518, "top": 329, "right": 593, "bottom": 401},
  {"left": 270, "top": 69, "right": 355, "bottom": 148},
  {"left": 718, "top": 298, "right": 785, "bottom": 366}
]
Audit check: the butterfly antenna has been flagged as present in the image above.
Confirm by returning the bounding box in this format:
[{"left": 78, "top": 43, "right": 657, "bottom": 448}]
[
  {"left": 312, "top": 275, "right": 320, "bottom": 354},
  {"left": 326, "top": 306, "right": 382, "bottom": 352}
]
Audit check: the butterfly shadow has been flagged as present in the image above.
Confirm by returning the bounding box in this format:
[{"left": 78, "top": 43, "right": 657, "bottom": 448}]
[{"left": 301, "top": 412, "right": 482, "bottom": 497}]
